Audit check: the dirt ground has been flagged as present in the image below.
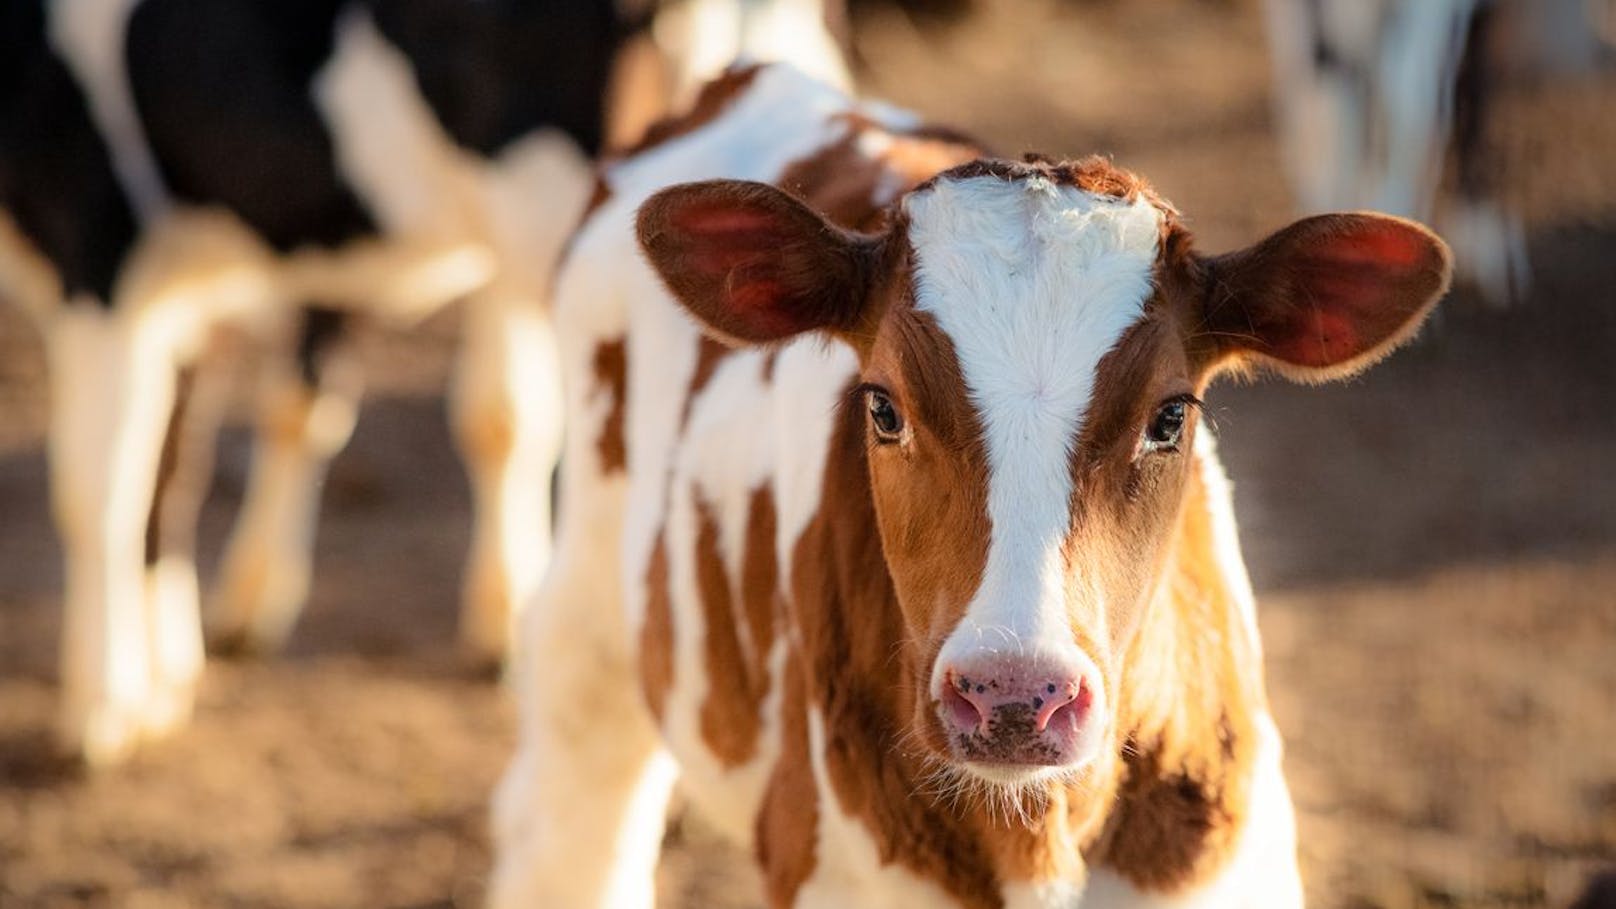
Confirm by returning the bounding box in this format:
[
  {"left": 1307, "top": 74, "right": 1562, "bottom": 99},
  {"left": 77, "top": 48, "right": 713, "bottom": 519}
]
[{"left": 3, "top": 1, "right": 1615, "bottom": 906}]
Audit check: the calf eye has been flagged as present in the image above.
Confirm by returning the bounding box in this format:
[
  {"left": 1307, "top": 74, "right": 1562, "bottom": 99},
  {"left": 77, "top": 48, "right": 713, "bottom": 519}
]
[
  {"left": 865, "top": 388, "right": 904, "bottom": 442},
  {"left": 1142, "top": 397, "right": 1195, "bottom": 452}
]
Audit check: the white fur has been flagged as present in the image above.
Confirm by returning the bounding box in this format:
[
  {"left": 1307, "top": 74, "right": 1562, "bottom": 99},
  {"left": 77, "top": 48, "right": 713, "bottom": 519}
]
[
  {"left": 908, "top": 175, "right": 1163, "bottom": 726},
  {"left": 653, "top": 0, "right": 852, "bottom": 102},
  {"left": 795, "top": 707, "right": 967, "bottom": 908},
  {"left": 1004, "top": 878, "right": 1085, "bottom": 909},
  {"left": 769, "top": 340, "right": 859, "bottom": 574},
  {"left": 1192, "top": 432, "right": 1261, "bottom": 659}
]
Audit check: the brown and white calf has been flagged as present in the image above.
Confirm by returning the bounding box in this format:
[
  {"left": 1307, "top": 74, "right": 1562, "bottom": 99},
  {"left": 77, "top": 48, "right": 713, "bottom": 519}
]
[{"left": 491, "top": 64, "right": 1451, "bottom": 908}]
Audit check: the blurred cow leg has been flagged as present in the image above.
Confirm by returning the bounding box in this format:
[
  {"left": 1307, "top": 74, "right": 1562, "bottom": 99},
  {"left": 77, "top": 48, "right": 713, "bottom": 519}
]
[
  {"left": 211, "top": 307, "right": 360, "bottom": 654},
  {"left": 1264, "top": 0, "right": 1376, "bottom": 213},
  {"left": 48, "top": 304, "right": 181, "bottom": 766},
  {"left": 1444, "top": 0, "right": 1530, "bottom": 306},
  {"left": 450, "top": 290, "right": 562, "bottom": 668},
  {"left": 140, "top": 356, "right": 226, "bottom": 739},
  {"left": 1371, "top": 0, "right": 1477, "bottom": 219}
]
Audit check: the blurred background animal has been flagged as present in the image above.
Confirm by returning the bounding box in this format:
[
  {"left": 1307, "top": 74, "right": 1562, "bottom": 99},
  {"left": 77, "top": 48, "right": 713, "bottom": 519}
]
[
  {"left": 0, "top": 0, "right": 856, "bottom": 769},
  {"left": 1264, "top": 0, "right": 1611, "bottom": 305}
]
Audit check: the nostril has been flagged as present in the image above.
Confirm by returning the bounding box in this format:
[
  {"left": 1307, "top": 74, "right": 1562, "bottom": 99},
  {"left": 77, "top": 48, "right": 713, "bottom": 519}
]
[
  {"left": 941, "top": 676, "right": 987, "bottom": 734},
  {"left": 1037, "top": 680, "right": 1091, "bottom": 733}
]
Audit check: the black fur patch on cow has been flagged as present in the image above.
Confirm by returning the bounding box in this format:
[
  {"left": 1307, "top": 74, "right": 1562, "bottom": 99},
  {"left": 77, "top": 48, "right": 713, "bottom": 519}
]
[
  {"left": 0, "top": 0, "right": 138, "bottom": 305},
  {"left": 127, "top": 0, "right": 376, "bottom": 252},
  {"left": 370, "top": 0, "right": 624, "bottom": 157}
]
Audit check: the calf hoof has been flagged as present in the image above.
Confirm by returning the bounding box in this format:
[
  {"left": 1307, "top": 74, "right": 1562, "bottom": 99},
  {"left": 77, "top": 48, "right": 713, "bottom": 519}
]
[
  {"left": 457, "top": 636, "right": 508, "bottom": 682},
  {"left": 63, "top": 701, "right": 147, "bottom": 770},
  {"left": 139, "top": 677, "right": 198, "bottom": 741},
  {"left": 207, "top": 625, "right": 270, "bottom": 660},
  {"left": 458, "top": 579, "right": 514, "bottom": 675},
  {"left": 208, "top": 558, "right": 308, "bottom": 658}
]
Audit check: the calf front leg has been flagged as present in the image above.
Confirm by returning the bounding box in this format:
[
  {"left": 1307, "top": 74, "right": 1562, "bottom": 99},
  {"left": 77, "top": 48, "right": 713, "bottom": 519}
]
[
  {"left": 48, "top": 306, "right": 181, "bottom": 767},
  {"left": 211, "top": 307, "right": 359, "bottom": 653},
  {"left": 488, "top": 427, "right": 673, "bottom": 909},
  {"left": 450, "top": 291, "right": 562, "bottom": 667},
  {"left": 488, "top": 556, "right": 677, "bottom": 909},
  {"left": 139, "top": 358, "right": 227, "bottom": 739}
]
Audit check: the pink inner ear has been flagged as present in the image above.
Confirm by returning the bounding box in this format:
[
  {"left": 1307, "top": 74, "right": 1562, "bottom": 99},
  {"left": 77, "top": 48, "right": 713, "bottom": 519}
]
[
  {"left": 731, "top": 279, "right": 788, "bottom": 314},
  {"left": 1333, "top": 221, "right": 1428, "bottom": 269},
  {"left": 671, "top": 202, "right": 790, "bottom": 276},
  {"left": 1286, "top": 304, "right": 1363, "bottom": 367},
  {"left": 670, "top": 203, "right": 781, "bottom": 237}
]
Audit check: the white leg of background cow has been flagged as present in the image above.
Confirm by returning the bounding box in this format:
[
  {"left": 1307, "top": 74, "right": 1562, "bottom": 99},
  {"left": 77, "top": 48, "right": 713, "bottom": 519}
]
[
  {"left": 1263, "top": 0, "right": 1375, "bottom": 213},
  {"left": 1372, "top": 0, "right": 1476, "bottom": 219},
  {"left": 487, "top": 516, "right": 678, "bottom": 909},
  {"left": 48, "top": 304, "right": 183, "bottom": 766},
  {"left": 450, "top": 290, "right": 563, "bottom": 667},
  {"left": 211, "top": 312, "right": 361, "bottom": 653},
  {"left": 139, "top": 357, "right": 228, "bottom": 739}
]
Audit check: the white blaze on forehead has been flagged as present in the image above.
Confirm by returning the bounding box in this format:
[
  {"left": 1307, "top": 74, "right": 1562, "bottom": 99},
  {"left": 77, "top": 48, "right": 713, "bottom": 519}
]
[{"left": 906, "top": 174, "right": 1163, "bottom": 673}]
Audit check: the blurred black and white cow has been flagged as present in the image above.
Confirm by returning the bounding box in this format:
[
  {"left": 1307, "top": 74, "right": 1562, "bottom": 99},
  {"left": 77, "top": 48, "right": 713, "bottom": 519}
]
[
  {"left": 0, "top": 0, "right": 629, "bottom": 767},
  {"left": 1263, "top": 0, "right": 1598, "bottom": 306},
  {"left": 0, "top": 0, "right": 853, "bottom": 769}
]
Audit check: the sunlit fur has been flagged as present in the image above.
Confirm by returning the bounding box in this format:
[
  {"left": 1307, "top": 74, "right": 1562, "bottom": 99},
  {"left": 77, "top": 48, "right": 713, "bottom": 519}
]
[{"left": 907, "top": 174, "right": 1164, "bottom": 780}]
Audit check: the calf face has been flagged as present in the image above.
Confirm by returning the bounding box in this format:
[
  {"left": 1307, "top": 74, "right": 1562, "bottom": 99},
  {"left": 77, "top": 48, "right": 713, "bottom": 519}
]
[{"left": 638, "top": 157, "right": 1449, "bottom": 791}]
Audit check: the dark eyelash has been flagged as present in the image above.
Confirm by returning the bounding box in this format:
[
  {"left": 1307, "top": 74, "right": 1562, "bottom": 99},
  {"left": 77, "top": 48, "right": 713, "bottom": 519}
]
[
  {"left": 1162, "top": 392, "right": 1204, "bottom": 410},
  {"left": 850, "top": 382, "right": 888, "bottom": 403}
]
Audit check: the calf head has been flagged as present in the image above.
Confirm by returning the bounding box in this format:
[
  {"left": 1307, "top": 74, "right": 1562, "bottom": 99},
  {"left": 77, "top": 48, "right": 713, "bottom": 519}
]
[{"left": 638, "top": 157, "right": 1449, "bottom": 795}]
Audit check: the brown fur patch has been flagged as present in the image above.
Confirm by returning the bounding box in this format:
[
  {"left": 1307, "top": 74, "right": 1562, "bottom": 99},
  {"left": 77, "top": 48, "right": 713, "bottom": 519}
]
[
  {"left": 145, "top": 366, "right": 198, "bottom": 564},
  {"left": 591, "top": 338, "right": 628, "bottom": 473},
  {"left": 739, "top": 487, "right": 781, "bottom": 707},
  {"left": 862, "top": 304, "right": 993, "bottom": 677},
  {"left": 696, "top": 485, "right": 781, "bottom": 768},
  {"left": 639, "top": 533, "right": 675, "bottom": 723},
  {"left": 777, "top": 117, "right": 982, "bottom": 234},
  {"left": 681, "top": 335, "right": 730, "bottom": 429},
  {"left": 778, "top": 132, "right": 892, "bottom": 232},
  {"left": 756, "top": 653, "right": 819, "bottom": 906},
  {"left": 691, "top": 493, "right": 761, "bottom": 766},
  {"left": 916, "top": 155, "right": 1180, "bottom": 229}
]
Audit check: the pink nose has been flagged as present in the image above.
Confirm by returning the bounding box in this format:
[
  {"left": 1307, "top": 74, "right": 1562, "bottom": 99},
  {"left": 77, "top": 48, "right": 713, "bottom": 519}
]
[{"left": 936, "top": 656, "right": 1099, "bottom": 767}]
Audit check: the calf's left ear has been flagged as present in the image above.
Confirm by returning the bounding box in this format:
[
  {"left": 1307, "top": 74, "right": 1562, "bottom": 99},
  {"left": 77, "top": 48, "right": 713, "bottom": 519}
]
[
  {"left": 1199, "top": 212, "right": 1452, "bottom": 381},
  {"left": 636, "top": 179, "right": 878, "bottom": 346}
]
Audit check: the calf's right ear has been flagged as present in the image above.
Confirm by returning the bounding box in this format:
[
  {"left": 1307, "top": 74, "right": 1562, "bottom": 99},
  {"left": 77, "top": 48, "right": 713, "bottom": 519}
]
[
  {"left": 636, "top": 180, "right": 877, "bottom": 345},
  {"left": 1199, "top": 212, "right": 1452, "bottom": 382}
]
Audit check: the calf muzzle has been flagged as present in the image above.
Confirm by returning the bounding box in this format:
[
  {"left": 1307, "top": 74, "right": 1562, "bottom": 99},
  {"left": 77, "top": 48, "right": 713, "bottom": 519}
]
[{"left": 935, "top": 653, "right": 1103, "bottom": 770}]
